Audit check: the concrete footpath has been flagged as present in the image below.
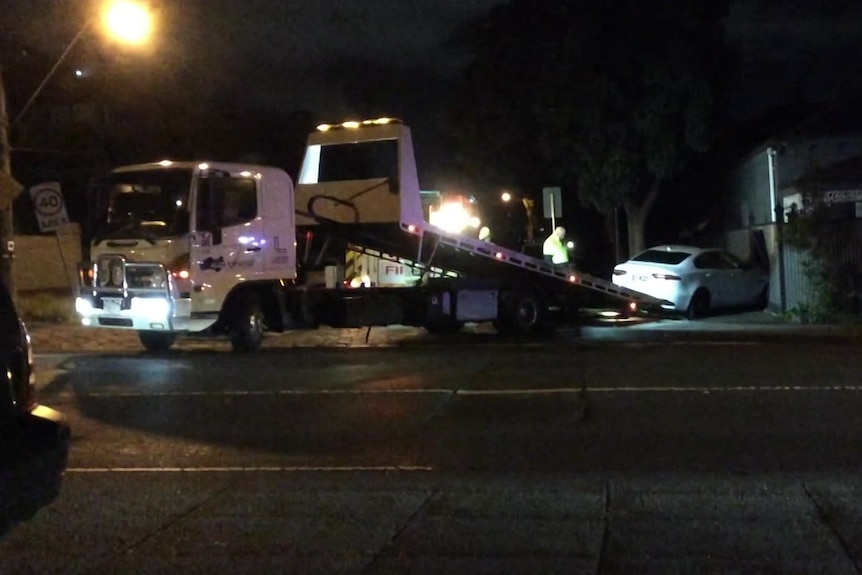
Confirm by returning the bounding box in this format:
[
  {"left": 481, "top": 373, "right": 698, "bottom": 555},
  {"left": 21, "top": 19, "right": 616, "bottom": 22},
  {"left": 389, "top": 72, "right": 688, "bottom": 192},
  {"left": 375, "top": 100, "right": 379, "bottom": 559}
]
[
  {"left": 24, "top": 311, "right": 862, "bottom": 354},
  {"left": 5, "top": 471, "right": 862, "bottom": 574}
]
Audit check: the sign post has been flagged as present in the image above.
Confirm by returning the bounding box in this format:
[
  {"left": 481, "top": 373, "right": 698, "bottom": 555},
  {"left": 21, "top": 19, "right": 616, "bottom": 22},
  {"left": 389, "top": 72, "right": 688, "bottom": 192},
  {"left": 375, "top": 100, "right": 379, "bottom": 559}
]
[
  {"left": 29, "top": 182, "right": 74, "bottom": 292},
  {"left": 542, "top": 186, "right": 562, "bottom": 230},
  {"left": 30, "top": 181, "right": 69, "bottom": 232}
]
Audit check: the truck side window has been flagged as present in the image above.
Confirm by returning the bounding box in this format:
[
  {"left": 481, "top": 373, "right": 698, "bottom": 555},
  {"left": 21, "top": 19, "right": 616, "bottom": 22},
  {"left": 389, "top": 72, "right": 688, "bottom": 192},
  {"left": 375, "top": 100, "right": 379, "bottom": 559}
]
[
  {"left": 196, "top": 175, "right": 257, "bottom": 243},
  {"left": 221, "top": 178, "right": 257, "bottom": 226}
]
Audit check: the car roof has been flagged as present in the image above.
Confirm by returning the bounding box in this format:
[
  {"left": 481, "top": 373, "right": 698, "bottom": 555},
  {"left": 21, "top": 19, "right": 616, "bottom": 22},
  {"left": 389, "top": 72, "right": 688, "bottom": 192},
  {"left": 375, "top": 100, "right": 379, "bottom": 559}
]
[
  {"left": 641, "top": 245, "right": 730, "bottom": 256},
  {"left": 647, "top": 245, "right": 704, "bottom": 254}
]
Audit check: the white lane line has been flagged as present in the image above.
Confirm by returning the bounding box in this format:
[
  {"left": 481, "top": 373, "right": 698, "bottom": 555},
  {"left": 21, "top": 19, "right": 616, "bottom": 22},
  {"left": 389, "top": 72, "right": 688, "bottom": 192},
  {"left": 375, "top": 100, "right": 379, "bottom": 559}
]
[
  {"left": 461, "top": 386, "right": 862, "bottom": 394},
  {"left": 84, "top": 389, "right": 454, "bottom": 397},
  {"left": 81, "top": 385, "right": 862, "bottom": 399},
  {"left": 65, "top": 465, "right": 434, "bottom": 473},
  {"left": 584, "top": 385, "right": 862, "bottom": 393}
]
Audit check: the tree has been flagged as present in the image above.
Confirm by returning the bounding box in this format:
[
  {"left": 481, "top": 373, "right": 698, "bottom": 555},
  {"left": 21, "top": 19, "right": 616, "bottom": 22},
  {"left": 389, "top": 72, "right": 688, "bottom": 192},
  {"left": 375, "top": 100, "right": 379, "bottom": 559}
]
[{"left": 451, "top": 0, "right": 728, "bottom": 258}]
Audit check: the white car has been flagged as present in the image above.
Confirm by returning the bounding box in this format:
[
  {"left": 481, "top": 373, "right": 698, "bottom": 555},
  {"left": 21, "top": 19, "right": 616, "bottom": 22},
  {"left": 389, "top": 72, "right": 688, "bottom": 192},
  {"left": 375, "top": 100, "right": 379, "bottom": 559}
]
[{"left": 612, "top": 245, "right": 769, "bottom": 318}]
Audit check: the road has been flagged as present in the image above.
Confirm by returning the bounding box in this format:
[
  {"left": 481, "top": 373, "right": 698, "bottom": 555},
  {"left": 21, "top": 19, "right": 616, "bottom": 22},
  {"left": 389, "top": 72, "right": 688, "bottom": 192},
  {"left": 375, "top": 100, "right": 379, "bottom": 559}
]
[{"left": 3, "top": 326, "right": 862, "bottom": 573}]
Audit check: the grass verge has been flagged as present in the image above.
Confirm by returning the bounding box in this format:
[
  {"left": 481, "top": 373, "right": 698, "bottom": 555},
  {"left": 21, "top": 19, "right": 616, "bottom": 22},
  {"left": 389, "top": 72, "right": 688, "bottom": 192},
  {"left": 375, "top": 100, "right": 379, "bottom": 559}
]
[{"left": 17, "top": 290, "right": 76, "bottom": 324}]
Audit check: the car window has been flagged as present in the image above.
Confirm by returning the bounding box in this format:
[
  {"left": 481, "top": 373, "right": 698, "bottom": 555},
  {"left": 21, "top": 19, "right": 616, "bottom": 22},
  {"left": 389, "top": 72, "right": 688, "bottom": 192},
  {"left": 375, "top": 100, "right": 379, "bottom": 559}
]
[
  {"left": 694, "top": 251, "right": 735, "bottom": 270},
  {"left": 720, "top": 251, "right": 745, "bottom": 269},
  {"left": 631, "top": 249, "right": 691, "bottom": 265}
]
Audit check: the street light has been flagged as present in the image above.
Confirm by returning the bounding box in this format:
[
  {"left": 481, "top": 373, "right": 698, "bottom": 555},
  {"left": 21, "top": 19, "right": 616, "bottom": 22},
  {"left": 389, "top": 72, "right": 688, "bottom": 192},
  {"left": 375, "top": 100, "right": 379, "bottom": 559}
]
[
  {"left": 0, "top": 0, "right": 153, "bottom": 295},
  {"left": 12, "top": 1, "right": 153, "bottom": 128},
  {"left": 500, "top": 190, "right": 537, "bottom": 242}
]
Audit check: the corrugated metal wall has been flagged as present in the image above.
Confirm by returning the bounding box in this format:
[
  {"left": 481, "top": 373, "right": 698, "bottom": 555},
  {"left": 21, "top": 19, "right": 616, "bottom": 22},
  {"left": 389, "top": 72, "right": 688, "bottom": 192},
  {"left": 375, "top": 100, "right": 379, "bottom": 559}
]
[{"left": 781, "top": 220, "right": 862, "bottom": 313}]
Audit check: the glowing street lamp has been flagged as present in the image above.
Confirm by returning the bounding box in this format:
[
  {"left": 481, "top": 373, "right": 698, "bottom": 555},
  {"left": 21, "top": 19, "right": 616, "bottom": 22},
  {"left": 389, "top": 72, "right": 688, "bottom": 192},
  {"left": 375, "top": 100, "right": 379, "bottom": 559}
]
[
  {"left": 0, "top": 0, "right": 154, "bottom": 294},
  {"left": 499, "top": 190, "right": 537, "bottom": 242},
  {"left": 102, "top": 1, "right": 153, "bottom": 46},
  {"left": 12, "top": 0, "right": 154, "bottom": 127}
]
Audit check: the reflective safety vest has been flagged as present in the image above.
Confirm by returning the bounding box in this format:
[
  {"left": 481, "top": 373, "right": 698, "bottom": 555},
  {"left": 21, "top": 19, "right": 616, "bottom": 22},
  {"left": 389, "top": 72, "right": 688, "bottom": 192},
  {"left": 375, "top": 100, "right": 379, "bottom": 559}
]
[{"left": 542, "top": 234, "right": 568, "bottom": 264}]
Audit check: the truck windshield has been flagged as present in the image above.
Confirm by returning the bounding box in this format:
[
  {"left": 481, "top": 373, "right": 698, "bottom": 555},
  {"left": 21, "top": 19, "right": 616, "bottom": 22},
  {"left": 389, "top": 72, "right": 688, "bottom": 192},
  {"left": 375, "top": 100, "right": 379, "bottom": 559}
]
[{"left": 91, "top": 168, "right": 192, "bottom": 241}]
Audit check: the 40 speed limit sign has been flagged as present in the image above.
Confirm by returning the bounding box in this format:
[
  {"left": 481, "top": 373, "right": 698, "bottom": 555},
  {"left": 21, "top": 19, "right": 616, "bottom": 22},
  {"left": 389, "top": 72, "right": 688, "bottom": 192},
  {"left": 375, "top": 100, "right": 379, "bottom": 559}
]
[{"left": 29, "top": 182, "right": 70, "bottom": 233}]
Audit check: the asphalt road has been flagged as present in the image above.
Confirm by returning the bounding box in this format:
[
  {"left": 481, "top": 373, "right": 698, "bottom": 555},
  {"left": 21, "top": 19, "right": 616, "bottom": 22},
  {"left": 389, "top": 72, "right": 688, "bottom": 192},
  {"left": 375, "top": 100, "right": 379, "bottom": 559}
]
[{"left": 3, "top": 328, "right": 862, "bottom": 574}]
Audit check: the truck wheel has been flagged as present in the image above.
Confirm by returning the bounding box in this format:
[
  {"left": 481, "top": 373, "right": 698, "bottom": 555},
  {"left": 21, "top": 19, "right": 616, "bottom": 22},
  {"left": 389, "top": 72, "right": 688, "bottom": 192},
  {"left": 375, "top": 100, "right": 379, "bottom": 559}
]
[
  {"left": 230, "top": 295, "right": 265, "bottom": 353},
  {"left": 138, "top": 331, "right": 176, "bottom": 353},
  {"left": 502, "top": 289, "right": 547, "bottom": 334}
]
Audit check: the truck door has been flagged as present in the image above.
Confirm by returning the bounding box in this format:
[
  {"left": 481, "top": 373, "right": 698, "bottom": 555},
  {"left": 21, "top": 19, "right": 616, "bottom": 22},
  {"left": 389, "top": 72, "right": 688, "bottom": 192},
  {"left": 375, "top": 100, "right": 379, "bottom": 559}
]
[{"left": 190, "top": 170, "right": 262, "bottom": 312}]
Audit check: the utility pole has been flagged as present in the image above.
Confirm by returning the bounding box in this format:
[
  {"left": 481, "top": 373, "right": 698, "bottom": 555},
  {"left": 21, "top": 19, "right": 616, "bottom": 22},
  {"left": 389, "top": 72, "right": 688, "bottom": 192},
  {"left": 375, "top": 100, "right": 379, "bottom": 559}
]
[{"left": 0, "top": 58, "right": 24, "bottom": 299}]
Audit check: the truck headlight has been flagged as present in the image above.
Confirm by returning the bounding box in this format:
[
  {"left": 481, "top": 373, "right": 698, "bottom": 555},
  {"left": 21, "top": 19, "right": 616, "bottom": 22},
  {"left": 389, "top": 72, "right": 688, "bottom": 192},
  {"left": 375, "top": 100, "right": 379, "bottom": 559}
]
[
  {"left": 75, "top": 297, "right": 95, "bottom": 316},
  {"left": 131, "top": 297, "right": 170, "bottom": 319}
]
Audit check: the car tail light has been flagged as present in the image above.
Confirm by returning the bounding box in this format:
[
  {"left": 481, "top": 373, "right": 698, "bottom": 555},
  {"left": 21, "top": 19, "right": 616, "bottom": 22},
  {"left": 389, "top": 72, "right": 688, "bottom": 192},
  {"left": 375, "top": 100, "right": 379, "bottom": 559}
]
[
  {"left": 613, "top": 269, "right": 626, "bottom": 276},
  {"left": 652, "top": 273, "right": 681, "bottom": 281}
]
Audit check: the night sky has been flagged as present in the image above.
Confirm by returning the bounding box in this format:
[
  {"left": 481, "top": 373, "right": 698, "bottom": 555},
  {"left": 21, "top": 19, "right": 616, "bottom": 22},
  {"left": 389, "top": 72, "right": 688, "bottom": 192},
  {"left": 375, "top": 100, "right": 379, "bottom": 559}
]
[
  {"left": 3, "top": 0, "right": 862, "bottom": 189},
  {"left": 723, "top": 0, "right": 862, "bottom": 122},
  {"left": 1, "top": 0, "right": 505, "bottom": 118},
  {"left": 3, "top": 0, "right": 862, "bottom": 123}
]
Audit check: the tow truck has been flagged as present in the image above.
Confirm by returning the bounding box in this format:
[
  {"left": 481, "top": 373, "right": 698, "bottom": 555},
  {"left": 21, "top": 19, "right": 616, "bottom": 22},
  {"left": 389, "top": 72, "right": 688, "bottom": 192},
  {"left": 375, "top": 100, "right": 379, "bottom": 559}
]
[{"left": 75, "top": 118, "right": 667, "bottom": 352}]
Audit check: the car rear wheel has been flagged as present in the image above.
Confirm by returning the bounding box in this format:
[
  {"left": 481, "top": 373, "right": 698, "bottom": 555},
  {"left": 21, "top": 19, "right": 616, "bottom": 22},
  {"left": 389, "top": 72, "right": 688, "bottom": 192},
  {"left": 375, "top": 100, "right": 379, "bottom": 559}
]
[{"left": 686, "top": 289, "right": 710, "bottom": 320}]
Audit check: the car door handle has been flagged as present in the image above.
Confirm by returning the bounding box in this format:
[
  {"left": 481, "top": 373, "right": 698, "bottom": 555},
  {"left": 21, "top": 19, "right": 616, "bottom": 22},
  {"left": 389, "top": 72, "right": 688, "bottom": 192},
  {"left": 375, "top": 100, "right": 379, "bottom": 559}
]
[{"left": 244, "top": 247, "right": 261, "bottom": 253}]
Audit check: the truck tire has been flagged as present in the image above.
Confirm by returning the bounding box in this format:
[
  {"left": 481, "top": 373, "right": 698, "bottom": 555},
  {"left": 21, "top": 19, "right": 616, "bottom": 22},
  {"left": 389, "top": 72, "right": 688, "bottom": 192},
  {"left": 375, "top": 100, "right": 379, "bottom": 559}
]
[
  {"left": 138, "top": 331, "right": 176, "bottom": 353},
  {"left": 498, "top": 289, "right": 547, "bottom": 335},
  {"left": 230, "top": 295, "right": 265, "bottom": 353}
]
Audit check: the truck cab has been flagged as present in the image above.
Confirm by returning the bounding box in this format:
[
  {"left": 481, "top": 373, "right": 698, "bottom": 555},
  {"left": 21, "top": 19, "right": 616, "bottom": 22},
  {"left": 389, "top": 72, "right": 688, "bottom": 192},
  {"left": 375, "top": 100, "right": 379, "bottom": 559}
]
[{"left": 76, "top": 161, "right": 296, "bottom": 351}]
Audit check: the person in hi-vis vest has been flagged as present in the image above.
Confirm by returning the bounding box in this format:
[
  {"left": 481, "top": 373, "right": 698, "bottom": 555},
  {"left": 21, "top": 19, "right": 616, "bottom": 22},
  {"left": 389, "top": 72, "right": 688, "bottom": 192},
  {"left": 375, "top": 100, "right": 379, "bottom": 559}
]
[{"left": 542, "top": 226, "right": 568, "bottom": 266}]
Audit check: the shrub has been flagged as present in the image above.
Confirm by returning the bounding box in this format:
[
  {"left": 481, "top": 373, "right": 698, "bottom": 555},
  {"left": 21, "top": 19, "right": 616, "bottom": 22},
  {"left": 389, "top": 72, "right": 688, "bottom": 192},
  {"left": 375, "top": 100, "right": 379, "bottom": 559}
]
[{"left": 17, "top": 291, "right": 75, "bottom": 324}]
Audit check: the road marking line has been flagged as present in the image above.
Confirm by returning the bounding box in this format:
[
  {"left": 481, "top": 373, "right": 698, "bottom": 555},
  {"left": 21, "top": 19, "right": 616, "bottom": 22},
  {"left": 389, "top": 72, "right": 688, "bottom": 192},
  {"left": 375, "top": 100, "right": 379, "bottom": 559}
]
[
  {"left": 84, "top": 389, "right": 453, "bottom": 397},
  {"left": 462, "top": 386, "right": 862, "bottom": 394},
  {"left": 65, "top": 465, "right": 434, "bottom": 473},
  {"left": 81, "top": 385, "right": 862, "bottom": 398},
  {"left": 585, "top": 386, "right": 862, "bottom": 393}
]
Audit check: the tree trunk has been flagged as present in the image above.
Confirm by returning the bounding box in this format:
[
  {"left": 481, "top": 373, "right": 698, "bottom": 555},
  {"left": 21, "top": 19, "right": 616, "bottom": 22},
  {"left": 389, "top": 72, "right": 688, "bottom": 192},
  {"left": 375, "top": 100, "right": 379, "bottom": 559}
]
[{"left": 624, "top": 179, "right": 661, "bottom": 258}]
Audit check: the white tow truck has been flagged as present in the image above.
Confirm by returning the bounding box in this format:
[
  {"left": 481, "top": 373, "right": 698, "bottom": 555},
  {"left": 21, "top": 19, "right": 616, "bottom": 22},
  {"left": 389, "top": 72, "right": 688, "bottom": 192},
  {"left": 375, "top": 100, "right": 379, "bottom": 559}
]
[{"left": 75, "top": 118, "right": 666, "bottom": 352}]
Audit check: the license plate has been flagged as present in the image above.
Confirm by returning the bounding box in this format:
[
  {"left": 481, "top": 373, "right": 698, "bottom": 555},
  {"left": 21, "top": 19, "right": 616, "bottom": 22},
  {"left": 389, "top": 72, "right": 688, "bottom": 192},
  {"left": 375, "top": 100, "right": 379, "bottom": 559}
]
[
  {"left": 102, "top": 297, "right": 123, "bottom": 314},
  {"left": 633, "top": 275, "right": 648, "bottom": 281}
]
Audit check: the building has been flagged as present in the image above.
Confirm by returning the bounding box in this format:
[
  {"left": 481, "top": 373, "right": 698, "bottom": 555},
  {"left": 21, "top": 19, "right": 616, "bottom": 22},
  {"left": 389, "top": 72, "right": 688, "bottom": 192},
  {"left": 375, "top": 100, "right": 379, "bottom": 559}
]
[{"left": 724, "top": 137, "right": 862, "bottom": 314}]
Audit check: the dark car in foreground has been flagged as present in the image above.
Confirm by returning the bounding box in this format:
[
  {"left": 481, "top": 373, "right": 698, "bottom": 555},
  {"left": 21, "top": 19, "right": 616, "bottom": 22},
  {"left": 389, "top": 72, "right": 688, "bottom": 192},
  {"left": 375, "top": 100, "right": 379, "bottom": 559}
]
[
  {"left": 0, "top": 282, "right": 68, "bottom": 533},
  {"left": 0, "top": 282, "right": 64, "bottom": 435}
]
